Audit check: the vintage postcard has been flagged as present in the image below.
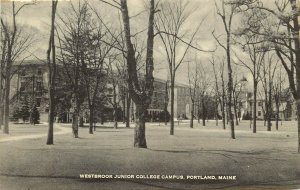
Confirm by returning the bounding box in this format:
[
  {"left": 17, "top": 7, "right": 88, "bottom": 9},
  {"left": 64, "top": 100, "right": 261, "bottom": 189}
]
[{"left": 0, "top": 0, "right": 300, "bottom": 189}]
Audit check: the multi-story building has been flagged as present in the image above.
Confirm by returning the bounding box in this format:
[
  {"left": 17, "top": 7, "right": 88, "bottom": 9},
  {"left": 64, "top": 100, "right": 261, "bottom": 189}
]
[
  {"left": 169, "top": 83, "right": 192, "bottom": 119},
  {"left": 10, "top": 60, "right": 50, "bottom": 121},
  {"left": 9, "top": 59, "right": 192, "bottom": 123},
  {"left": 243, "top": 89, "right": 296, "bottom": 121}
]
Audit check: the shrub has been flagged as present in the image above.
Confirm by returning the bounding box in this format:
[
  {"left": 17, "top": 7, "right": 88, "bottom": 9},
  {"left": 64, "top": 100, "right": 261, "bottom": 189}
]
[{"left": 31, "top": 105, "right": 40, "bottom": 124}]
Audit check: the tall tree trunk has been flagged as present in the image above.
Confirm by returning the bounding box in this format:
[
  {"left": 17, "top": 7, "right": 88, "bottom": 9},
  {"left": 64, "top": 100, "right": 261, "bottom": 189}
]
[
  {"left": 0, "top": 81, "right": 3, "bottom": 129},
  {"left": 197, "top": 100, "right": 200, "bottom": 124},
  {"left": 267, "top": 82, "right": 272, "bottom": 131},
  {"left": 2, "top": 2, "right": 16, "bottom": 134},
  {"left": 221, "top": 99, "right": 226, "bottom": 129},
  {"left": 215, "top": 99, "right": 218, "bottom": 126},
  {"left": 253, "top": 81, "right": 258, "bottom": 133},
  {"left": 227, "top": 64, "right": 235, "bottom": 139},
  {"left": 89, "top": 107, "right": 94, "bottom": 134},
  {"left": 134, "top": 104, "right": 147, "bottom": 148},
  {"left": 202, "top": 100, "right": 206, "bottom": 126},
  {"left": 164, "top": 81, "right": 169, "bottom": 125},
  {"left": 164, "top": 103, "right": 168, "bottom": 125},
  {"left": 47, "top": 90, "right": 55, "bottom": 144},
  {"left": 275, "top": 103, "right": 279, "bottom": 130},
  {"left": 72, "top": 100, "right": 80, "bottom": 138},
  {"left": 120, "top": 0, "right": 155, "bottom": 148},
  {"left": 122, "top": 96, "right": 126, "bottom": 123},
  {"left": 113, "top": 107, "right": 118, "bottom": 129},
  {"left": 3, "top": 68, "right": 10, "bottom": 134},
  {"left": 72, "top": 113, "right": 79, "bottom": 138},
  {"left": 221, "top": 78, "right": 226, "bottom": 129},
  {"left": 288, "top": 0, "right": 300, "bottom": 153},
  {"left": 170, "top": 79, "right": 175, "bottom": 135},
  {"left": 46, "top": 0, "right": 58, "bottom": 145},
  {"left": 0, "top": 105, "right": 3, "bottom": 129},
  {"left": 233, "top": 99, "right": 239, "bottom": 126},
  {"left": 0, "top": 71, "right": 3, "bottom": 129},
  {"left": 292, "top": 11, "right": 300, "bottom": 153},
  {"left": 126, "top": 92, "right": 131, "bottom": 128},
  {"left": 190, "top": 102, "right": 194, "bottom": 128}
]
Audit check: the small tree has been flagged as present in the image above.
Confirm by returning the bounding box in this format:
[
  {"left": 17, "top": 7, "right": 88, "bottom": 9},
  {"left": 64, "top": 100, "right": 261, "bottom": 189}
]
[
  {"left": 213, "top": 0, "right": 240, "bottom": 139},
  {"left": 31, "top": 105, "right": 40, "bottom": 125},
  {"left": 1, "top": 2, "right": 35, "bottom": 133},
  {"left": 12, "top": 106, "right": 21, "bottom": 122},
  {"left": 156, "top": 0, "right": 207, "bottom": 135},
  {"left": 20, "top": 98, "right": 30, "bottom": 123}
]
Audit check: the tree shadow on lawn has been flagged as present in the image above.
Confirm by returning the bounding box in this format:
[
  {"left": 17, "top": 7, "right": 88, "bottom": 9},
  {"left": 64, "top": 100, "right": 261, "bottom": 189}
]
[
  {"left": 148, "top": 149, "right": 288, "bottom": 163},
  {"left": 148, "top": 148, "right": 268, "bottom": 155},
  {"left": 94, "top": 131, "right": 125, "bottom": 133},
  {"left": 83, "top": 125, "right": 133, "bottom": 130}
]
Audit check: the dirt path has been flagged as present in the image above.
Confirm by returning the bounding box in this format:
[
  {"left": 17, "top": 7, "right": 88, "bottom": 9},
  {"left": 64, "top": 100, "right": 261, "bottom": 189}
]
[{"left": 0, "top": 124, "right": 70, "bottom": 143}]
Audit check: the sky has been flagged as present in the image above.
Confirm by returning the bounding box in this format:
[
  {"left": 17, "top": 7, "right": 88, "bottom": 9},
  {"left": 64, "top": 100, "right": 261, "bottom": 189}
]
[{"left": 0, "top": 0, "right": 289, "bottom": 90}]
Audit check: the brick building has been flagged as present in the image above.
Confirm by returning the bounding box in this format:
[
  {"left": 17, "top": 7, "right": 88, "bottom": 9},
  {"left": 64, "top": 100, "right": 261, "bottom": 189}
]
[{"left": 10, "top": 59, "right": 192, "bottom": 123}]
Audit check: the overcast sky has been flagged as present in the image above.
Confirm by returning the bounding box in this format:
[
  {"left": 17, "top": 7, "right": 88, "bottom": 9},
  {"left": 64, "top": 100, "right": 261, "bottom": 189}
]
[{"left": 0, "top": 0, "right": 286, "bottom": 88}]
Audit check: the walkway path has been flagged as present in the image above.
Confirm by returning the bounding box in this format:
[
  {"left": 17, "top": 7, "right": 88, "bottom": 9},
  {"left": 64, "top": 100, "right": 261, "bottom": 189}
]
[{"left": 0, "top": 124, "right": 70, "bottom": 143}]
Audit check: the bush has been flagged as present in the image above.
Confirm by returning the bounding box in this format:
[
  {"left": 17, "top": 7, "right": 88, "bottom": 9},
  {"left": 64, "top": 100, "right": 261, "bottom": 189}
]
[
  {"left": 11, "top": 107, "right": 21, "bottom": 122},
  {"left": 242, "top": 112, "right": 252, "bottom": 120},
  {"left": 31, "top": 105, "right": 40, "bottom": 124},
  {"left": 21, "top": 99, "right": 30, "bottom": 123}
]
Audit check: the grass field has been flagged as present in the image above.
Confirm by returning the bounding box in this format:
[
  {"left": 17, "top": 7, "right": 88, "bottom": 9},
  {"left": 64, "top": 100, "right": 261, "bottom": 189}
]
[{"left": 0, "top": 120, "right": 299, "bottom": 190}]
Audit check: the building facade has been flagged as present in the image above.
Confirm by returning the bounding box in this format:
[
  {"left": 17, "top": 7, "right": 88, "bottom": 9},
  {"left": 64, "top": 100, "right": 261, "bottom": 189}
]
[{"left": 10, "top": 60, "right": 192, "bottom": 123}]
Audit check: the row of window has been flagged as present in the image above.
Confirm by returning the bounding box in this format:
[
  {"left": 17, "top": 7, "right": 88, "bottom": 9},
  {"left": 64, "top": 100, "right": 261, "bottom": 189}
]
[
  {"left": 20, "top": 81, "right": 43, "bottom": 91},
  {"left": 20, "top": 68, "right": 43, "bottom": 76}
]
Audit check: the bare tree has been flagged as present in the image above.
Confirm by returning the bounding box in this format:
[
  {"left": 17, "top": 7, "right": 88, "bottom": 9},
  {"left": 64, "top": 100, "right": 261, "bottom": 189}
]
[
  {"left": 79, "top": 11, "right": 117, "bottom": 134},
  {"left": 195, "top": 62, "right": 211, "bottom": 127},
  {"left": 273, "top": 66, "right": 286, "bottom": 130},
  {"left": 155, "top": 0, "right": 207, "bottom": 135},
  {"left": 212, "top": 0, "right": 241, "bottom": 139},
  {"left": 232, "top": 71, "right": 240, "bottom": 126},
  {"left": 120, "top": 0, "right": 157, "bottom": 148},
  {"left": 261, "top": 52, "right": 278, "bottom": 131},
  {"left": 231, "top": 65, "right": 247, "bottom": 126},
  {"left": 0, "top": 25, "right": 7, "bottom": 129},
  {"left": 236, "top": 0, "right": 300, "bottom": 152},
  {"left": 56, "top": 1, "right": 92, "bottom": 138},
  {"left": 0, "top": 2, "right": 34, "bottom": 134},
  {"left": 105, "top": 56, "right": 124, "bottom": 129},
  {"left": 234, "top": 35, "right": 266, "bottom": 133},
  {"left": 46, "top": 0, "right": 58, "bottom": 145},
  {"left": 211, "top": 57, "right": 227, "bottom": 129},
  {"left": 187, "top": 60, "right": 199, "bottom": 128},
  {"left": 97, "top": 0, "right": 157, "bottom": 148}
]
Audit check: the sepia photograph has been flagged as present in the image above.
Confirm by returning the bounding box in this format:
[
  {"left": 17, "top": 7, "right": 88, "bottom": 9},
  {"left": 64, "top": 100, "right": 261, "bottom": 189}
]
[{"left": 0, "top": 0, "right": 300, "bottom": 189}]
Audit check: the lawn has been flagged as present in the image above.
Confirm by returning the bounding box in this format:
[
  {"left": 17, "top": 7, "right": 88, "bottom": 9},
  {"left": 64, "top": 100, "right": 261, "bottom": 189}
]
[{"left": 0, "top": 120, "right": 299, "bottom": 190}]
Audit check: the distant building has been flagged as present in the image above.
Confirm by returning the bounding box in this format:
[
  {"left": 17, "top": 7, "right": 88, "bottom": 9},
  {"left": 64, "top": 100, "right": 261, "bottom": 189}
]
[
  {"left": 243, "top": 89, "right": 296, "bottom": 121},
  {"left": 10, "top": 60, "right": 50, "bottom": 121},
  {"left": 9, "top": 60, "right": 192, "bottom": 122}
]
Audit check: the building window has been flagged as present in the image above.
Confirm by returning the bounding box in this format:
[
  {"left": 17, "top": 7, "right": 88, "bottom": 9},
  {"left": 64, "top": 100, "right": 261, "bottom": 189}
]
[
  {"left": 258, "top": 111, "right": 261, "bottom": 116},
  {"left": 20, "top": 82, "right": 26, "bottom": 91},
  {"left": 36, "top": 98, "right": 41, "bottom": 107},
  {"left": 36, "top": 82, "right": 42, "bottom": 91},
  {"left": 21, "top": 70, "right": 26, "bottom": 76},
  {"left": 258, "top": 101, "right": 262, "bottom": 106},
  {"left": 37, "top": 68, "right": 42, "bottom": 75}
]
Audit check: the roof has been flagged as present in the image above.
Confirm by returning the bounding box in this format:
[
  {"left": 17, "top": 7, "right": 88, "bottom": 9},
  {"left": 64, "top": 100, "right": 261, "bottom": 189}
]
[
  {"left": 13, "top": 59, "right": 190, "bottom": 88},
  {"left": 13, "top": 59, "right": 64, "bottom": 67},
  {"left": 13, "top": 59, "right": 46, "bottom": 66},
  {"left": 154, "top": 77, "right": 189, "bottom": 88}
]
